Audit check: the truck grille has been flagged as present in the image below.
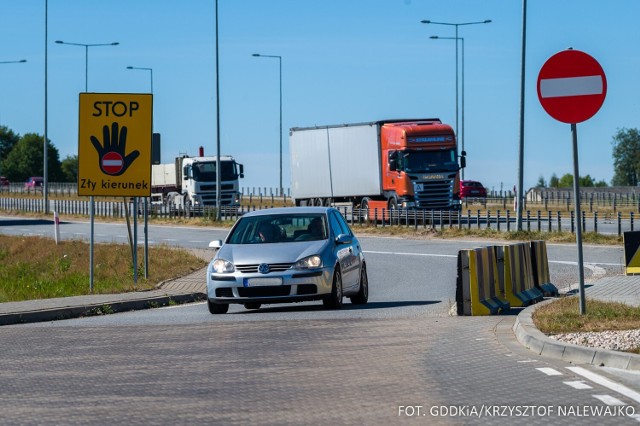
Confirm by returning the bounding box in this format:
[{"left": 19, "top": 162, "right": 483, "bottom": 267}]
[{"left": 412, "top": 173, "right": 457, "bottom": 209}]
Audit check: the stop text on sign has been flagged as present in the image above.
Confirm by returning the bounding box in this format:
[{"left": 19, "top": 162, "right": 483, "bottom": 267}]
[{"left": 92, "top": 101, "right": 140, "bottom": 117}]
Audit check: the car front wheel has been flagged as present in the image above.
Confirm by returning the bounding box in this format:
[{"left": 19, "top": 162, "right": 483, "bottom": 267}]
[
  {"left": 208, "top": 299, "right": 229, "bottom": 314},
  {"left": 323, "top": 268, "right": 343, "bottom": 309}
]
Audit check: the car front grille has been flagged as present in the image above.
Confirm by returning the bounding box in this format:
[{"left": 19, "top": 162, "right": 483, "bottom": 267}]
[
  {"left": 236, "top": 263, "right": 294, "bottom": 273},
  {"left": 237, "top": 286, "right": 291, "bottom": 297}
]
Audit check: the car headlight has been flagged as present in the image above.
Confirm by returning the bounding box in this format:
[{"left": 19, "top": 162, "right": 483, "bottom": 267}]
[
  {"left": 295, "top": 255, "right": 322, "bottom": 270},
  {"left": 212, "top": 258, "right": 235, "bottom": 273}
]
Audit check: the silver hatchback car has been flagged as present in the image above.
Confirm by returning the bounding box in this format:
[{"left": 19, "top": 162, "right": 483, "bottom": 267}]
[{"left": 206, "top": 207, "right": 368, "bottom": 314}]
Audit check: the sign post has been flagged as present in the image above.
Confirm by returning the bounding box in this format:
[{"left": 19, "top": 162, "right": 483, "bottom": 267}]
[
  {"left": 537, "top": 49, "right": 606, "bottom": 314},
  {"left": 78, "top": 93, "right": 153, "bottom": 291}
]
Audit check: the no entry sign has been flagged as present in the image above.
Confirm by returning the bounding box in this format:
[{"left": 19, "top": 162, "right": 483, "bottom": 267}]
[{"left": 537, "top": 49, "right": 606, "bottom": 124}]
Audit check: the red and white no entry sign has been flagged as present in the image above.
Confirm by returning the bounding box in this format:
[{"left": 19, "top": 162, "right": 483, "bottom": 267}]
[
  {"left": 537, "top": 49, "right": 606, "bottom": 124},
  {"left": 102, "top": 151, "right": 124, "bottom": 175}
]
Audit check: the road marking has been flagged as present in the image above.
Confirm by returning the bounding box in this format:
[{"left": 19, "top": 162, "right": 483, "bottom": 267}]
[
  {"left": 550, "top": 260, "right": 608, "bottom": 276},
  {"left": 537, "top": 367, "right": 562, "bottom": 376},
  {"left": 564, "top": 380, "right": 593, "bottom": 390},
  {"left": 567, "top": 366, "right": 640, "bottom": 405},
  {"left": 364, "top": 250, "right": 456, "bottom": 258},
  {"left": 592, "top": 394, "right": 626, "bottom": 405},
  {"left": 517, "top": 359, "right": 538, "bottom": 363}
]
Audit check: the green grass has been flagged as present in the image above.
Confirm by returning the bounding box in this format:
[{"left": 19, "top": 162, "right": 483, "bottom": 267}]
[
  {"left": 533, "top": 296, "right": 640, "bottom": 354},
  {"left": 0, "top": 235, "right": 207, "bottom": 303}
]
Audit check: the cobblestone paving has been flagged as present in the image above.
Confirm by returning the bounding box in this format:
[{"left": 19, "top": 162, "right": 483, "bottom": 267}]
[{"left": 2, "top": 315, "right": 638, "bottom": 425}]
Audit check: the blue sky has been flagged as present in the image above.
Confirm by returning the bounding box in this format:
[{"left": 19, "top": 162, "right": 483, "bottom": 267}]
[{"left": 2, "top": 0, "right": 639, "bottom": 194}]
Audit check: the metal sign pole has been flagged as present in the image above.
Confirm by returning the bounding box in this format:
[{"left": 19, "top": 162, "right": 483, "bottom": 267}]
[
  {"left": 90, "top": 196, "right": 94, "bottom": 293},
  {"left": 133, "top": 197, "right": 138, "bottom": 286},
  {"left": 571, "top": 123, "right": 586, "bottom": 314}
]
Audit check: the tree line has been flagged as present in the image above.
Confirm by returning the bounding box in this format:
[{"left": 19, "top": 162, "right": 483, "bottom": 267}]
[
  {"left": 0, "top": 125, "right": 77, "bottom": 183},
  {"left": 535, "top": 128, "right": 639, "bottom": 188},
  {"left": 2, "top": 125, "right": 639, "bottom": 188}
]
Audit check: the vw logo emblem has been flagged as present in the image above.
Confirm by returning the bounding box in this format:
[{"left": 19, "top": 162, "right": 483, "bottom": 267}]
[{"left": 258, "top": 263, "right": 270, "bottom": 274}]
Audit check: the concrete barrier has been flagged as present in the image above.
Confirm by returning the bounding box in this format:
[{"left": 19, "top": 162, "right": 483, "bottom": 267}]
[
  {"left": 496, "top": 243, "right": 543, "bottom": 307},
  {"left": 457, "top": 247, "right": 510, "bottom": 315},
  {"left": 530, "top": 240, "right": 559, "bottom": 297}
]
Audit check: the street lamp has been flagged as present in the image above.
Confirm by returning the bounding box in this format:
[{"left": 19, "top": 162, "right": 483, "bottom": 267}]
[
  {"left": 421, "top": 19, "right": 490, "bottom": 163},
  {"left": 126, "top": 66, "right": 154, "bottom": 279},
  {"left": 55, "top": 39, "right": 119, "bottom": 293},
  {"left": 55, "top": 40, "right": 119, "bottom": 91},
  {"left": 431, "top": 35, "right": 466, "bottom": 179},
  {"left": 126, "top": 66, "right": 153, "bottom": 93},
  {"left": 252, "top": 53, "right": 283, "bottom": 196},
  {"left": 0, "top": 59, "right": 27, "bottom": 64}
]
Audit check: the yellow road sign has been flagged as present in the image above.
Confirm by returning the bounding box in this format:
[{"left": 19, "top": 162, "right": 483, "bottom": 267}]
[{"left": 78, "top": 93, "right": 153, "bottom": 196}]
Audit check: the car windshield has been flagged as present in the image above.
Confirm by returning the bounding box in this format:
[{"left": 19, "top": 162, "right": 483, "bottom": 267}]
[{"left": 227, "top": 214, "right": 328, "bottom": 244}]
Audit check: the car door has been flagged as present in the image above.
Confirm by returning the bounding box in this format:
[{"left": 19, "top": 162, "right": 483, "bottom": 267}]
[{"left": 329, "top": 210, "right": 361, "bottom": 292}]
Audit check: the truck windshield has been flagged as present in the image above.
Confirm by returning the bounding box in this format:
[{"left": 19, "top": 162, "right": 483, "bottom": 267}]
[
  {"left": 402, "top": 149, "right": 458, "bottom": 173},
  {"left": 192, "top": 161, "right": 237, "bottom": 182}
]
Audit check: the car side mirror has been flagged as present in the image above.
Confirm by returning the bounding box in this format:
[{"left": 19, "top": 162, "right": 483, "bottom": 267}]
[
  {"left": 460, "top": 155, "right": 466, "bottom": 169},
  {"left": 335, "top": 234, "right": 352, "bottom": 245},
  {"left": 208, "top": 240, "right": 223, "bottom": 249}
]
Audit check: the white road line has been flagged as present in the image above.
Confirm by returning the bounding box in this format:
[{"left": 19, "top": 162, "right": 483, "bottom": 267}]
[
  {"left": 364, "top": 250, "right": 456, "bottom": 258},
  {"left": 592, "top": 394, "right": 626, "bottom": 405},
  {"left": 517, "top": 360, "right": 538, "bottom": 363},
  {"left": 567, "top": 366, "right": 640, "bottom": 405},
  {"left": 564, "top": 380, "right": 593, "bottom": 390},
  {"left": 537, "top": 367, "right": 563, "bottom": 376}
]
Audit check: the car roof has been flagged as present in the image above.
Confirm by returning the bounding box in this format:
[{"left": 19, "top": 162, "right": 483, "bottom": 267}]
[{"left": 241, "top": 206, "right": 334, "bottom": 218}]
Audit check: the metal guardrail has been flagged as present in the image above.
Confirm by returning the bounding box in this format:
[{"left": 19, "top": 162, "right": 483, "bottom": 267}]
[{"left": 0, "top": 196, "right": 634, "bottom": 237}]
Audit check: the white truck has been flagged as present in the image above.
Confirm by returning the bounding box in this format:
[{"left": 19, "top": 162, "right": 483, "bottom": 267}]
[{"left": 151, "top": 154, "right": 244, "bottom": 208}]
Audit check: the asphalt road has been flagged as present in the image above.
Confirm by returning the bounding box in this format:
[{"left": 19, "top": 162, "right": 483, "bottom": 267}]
[{"left": 1, "top": 215, "right": 638, "bottom": 425}]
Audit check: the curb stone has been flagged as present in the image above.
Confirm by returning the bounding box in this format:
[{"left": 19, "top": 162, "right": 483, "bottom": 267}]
[{"left": 513, "top": 299, "right": 640, "bottom": 372}]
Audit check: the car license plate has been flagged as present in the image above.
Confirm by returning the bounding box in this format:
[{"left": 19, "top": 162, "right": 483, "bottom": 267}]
[
  {"left": 244, "top": 277, "right": 283, "bottom": 287},
  {"left": 471, "top": 190, "right": 479, "bottom": 194}
]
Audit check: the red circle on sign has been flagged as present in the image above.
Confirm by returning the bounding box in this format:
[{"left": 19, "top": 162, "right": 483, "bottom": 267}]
[
  {"left": 537, "top": 49, "right": 607, "bottom": 124},
  {"left": 102, "top": 152, "right": 124, "bottom": 175}
]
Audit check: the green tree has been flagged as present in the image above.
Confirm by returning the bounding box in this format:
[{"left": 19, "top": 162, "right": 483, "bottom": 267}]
[
  {"left": 0, "top": 125, "right": 20, "bottom": 175},
  {"left": 60, "top": 154, "right": 78, "bottom": 183},
  {"left": 558, "top": 173, "right": 574, "bottom": 188},
  {"left": 612, "top": 128, "right": 640, "bottom": 186},
  {"left": 535, "top": 175, "right": 546, "bottom": 188},
  {"left": 1, "top": 133, "right": 64, "bottom": 182},
  {"left": 549, "top": 173, "right": 560, "bottom": 188}
]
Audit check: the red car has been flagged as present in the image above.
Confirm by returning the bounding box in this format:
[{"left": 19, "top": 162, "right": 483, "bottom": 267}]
[
  {"left": 24, "top": 176, "right": 44, "bottom": 190},
  {"left": 459, "top": 180, "right": 487, "bottom": 198},
  {"left": 0, "top": 176, "right": 9, "bottom": 186}
]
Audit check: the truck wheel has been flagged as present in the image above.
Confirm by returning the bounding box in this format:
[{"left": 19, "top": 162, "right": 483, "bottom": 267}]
[
  {"left": 388, "top": 197, "right": 399, "bottom": 224},
  {"left": 360, "top": 198, "right": 370, "bottom": 222}
]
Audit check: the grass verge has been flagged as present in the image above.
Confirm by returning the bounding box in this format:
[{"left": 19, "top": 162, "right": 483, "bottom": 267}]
[
  {"left": 0, "top": 235, "right": 207, "bottom": 303},
  {"left": 533, "top": 296, "right": 640, "bottom": 354}
]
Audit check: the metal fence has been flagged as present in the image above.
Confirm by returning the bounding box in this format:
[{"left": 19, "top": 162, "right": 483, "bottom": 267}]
[{"left": 0, "top": 196, "right": 635, "bottom": 237}]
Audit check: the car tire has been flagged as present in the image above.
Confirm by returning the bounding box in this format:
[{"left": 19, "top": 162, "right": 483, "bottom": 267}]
[
  {"left": 244, "top": 303, "right": 261, "bottom": 310},
  {"left": 208, "top": 299, "right": 229, "bottom": 314},
  {"left": 350, "top": 264, "right": 369, "bottom": 305},
  {"left": 323, "top": 268, "right": 343, "bottom": 309}
]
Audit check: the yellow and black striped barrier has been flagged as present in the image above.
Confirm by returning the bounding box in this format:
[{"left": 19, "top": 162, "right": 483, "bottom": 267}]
[
  {"left": 496, "top": 243, "right": 543, "bottom": 307},
  {"left": 623, "top": 231, "right": 640, "bottom": 275},
  {"left": 529, "top": 241, "right": 559, "bottom": 297},
  {"left": 456, "top": 247, "right": 510, "bottom": 316}
]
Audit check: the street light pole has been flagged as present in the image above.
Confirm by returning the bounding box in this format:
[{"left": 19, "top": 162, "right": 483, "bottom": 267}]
[
  {"left": 55, "top": 39, "right": 119, "bottom": 293},
  {"left": 126, "top": 66, "right": 153, "bottom": 93},
  {"left": 126, "top": 65, "right": 153, "bottom": 279},
  {"left": 0, "top": 59, "right": 27, "bottom": 64},
  {"left": 431, "top": 36, "right": 465, "bottom": 179},
  {"left": 55, "top": 40, "right": 119, "bottom": 92},
  {"left": 421, "top": 19, "right": 490, "bottom": 167},
  {"left": 252, "top": 53, "right": 283, "bottom": 196}
]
